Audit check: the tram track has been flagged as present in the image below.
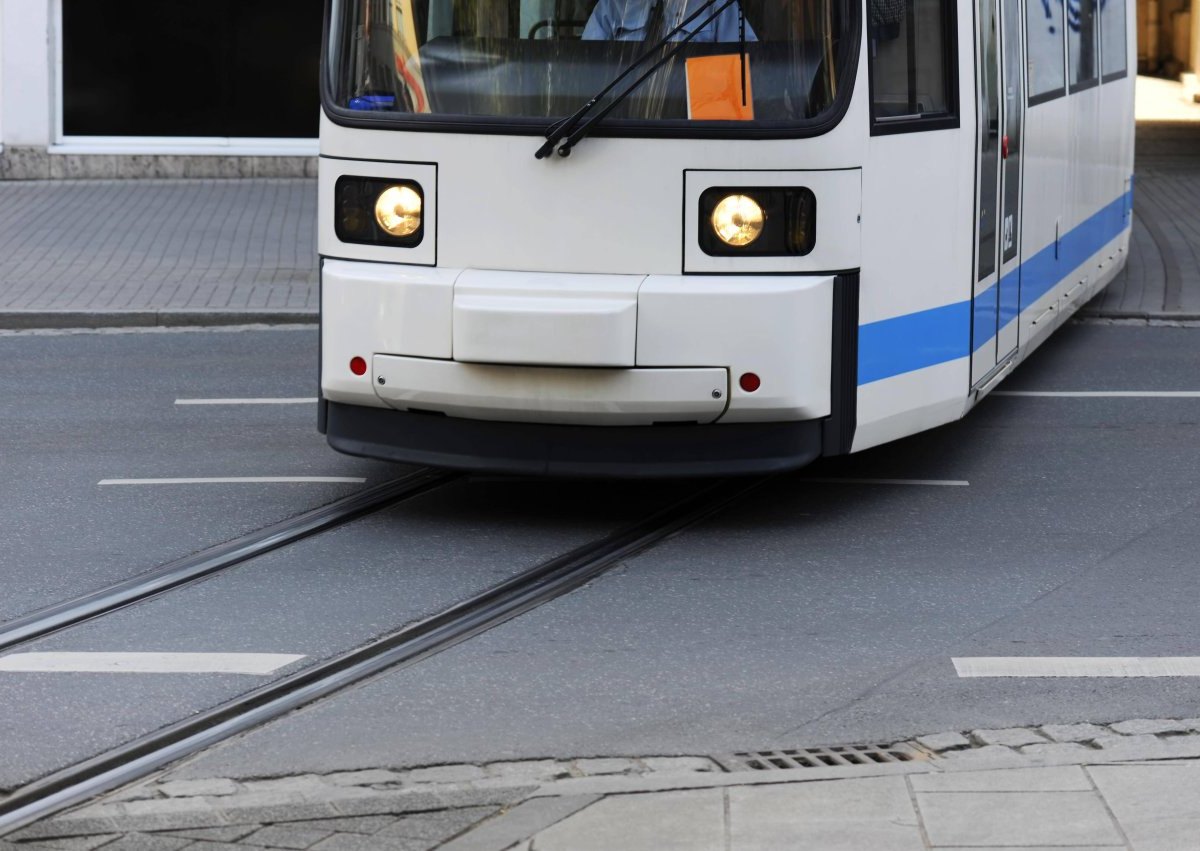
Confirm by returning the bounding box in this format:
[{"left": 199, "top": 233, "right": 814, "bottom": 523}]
[
  {"left": 0, "top": 467, "right": 455, "bottom": 654},
  {"left": 0, "top": 474, "right": 767, "bottom": 835}
]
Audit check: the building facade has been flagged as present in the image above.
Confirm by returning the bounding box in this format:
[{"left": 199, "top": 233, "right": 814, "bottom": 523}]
[{"left": 0, "top": 0, "right": 321, "bottom": 179}]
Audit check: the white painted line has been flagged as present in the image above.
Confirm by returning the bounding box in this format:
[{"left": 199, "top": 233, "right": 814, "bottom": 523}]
[
  {"left": 175, "top": 398, "right": 318, "bottom": 405},
  {"left": 954, "top": 657, "right": 1200, "bottom": 678},
  {"left": 98, "top": 477, "right": 366, "bottom": 486},
  {"left": 0, "top": 652, "right": 305, "bottom": 675},
  {"left": 993, "top": 391, "right": 1200, "bottom": 398},
  {"left": 805, "top": 478, "right": 969, "bottom": 487}
]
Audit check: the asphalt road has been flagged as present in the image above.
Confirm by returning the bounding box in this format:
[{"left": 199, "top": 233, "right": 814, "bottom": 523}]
[{"left": 2, "top": 322, "right": 1199, "bottom": 792}]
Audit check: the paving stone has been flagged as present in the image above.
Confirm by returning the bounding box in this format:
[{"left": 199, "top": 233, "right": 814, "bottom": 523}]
[
  {"left": 437, "top": 798, "right": 600, "bottom": 851},
  {"left": 1093, "top": 734, "right": 1162, "bottom": 750},
  {"left": 9, "top": 818, "right": 123, "bottom": 841},
  {"left": 329, "top": 791, "right": 444, "bottom": 818},
  {"left": 911, "top": 766, "right": 1092, "bottom": 792},
  {"left": 160, "top": 827, "right": 259, "bottom": 843},
  {"left": 533, "top": 789, "right": 724, "bottom": 851},
  {"left": 915, "top": 732, "right": 971, "bottom": 752},
  {"left": 308, "top": 834, "right": 423, "bottom": 851},
  {"left": 376, "top": 807, "right": 497, "bottom": 841},
  {"left": 916, "top": 791, "right": 1123, "bottom": 847},
  {"left": 12, "top": 836, "right": 122, "bottom": 850},
  {"left": 1039, "top": 723, "right": 1110, "bottom": 743},
  {"left": 573, "top": 758, "right": 638, "bottom": 776},
  {"left": 970, "top": 728, "right": 1050, "bottom": 748},
  {"left": 1091, "top": 763, "right": 1200, "bottom": 851},
  {"left": 216, "top": 800, "right": 341, "bottom": 826},
  {"left": 1179, "top": 718, "right": 1200, "bottom": 732},
  {"left": 277, "top": 816, "right": 397, "bottom": 834},
  {"left": 484, "top": 761, "right": 571, "bottom": 782},
  {"left": 109, "top": 786, "right": 164, "bottom": 803},
  {"left": 95, "top": 834, "right": 194, "bottom": 851},
  {"left": 239, "top": 777, "right": 329, "bottom": 797},
  {"left": 402, "top": 766, "right": 485, "bottom": 784},
  {"left": 637, "top": 757, "right": 718, "bottom": 774},
  {"left": 433, "top": 787, "right": 533, "bottom": 810},
  {"left": 730, "top": 777, "right": 924, "bottom": 851},
  {"left": 324, "top": 770, "right": 404, "bottom": 788},
  {"left": 1019, "top": 742, "right": 1094, "bottom": 759},
  {"left": 176, "top": 842, "right": 253, "bottom": 851},
  {"left": 1109, "top": 718, "right": 1191, "bottom": 736},
  {"left": 158, "top": 780, "right": 242, "bottom": 799},
  {"left": 242, "top": 825, "right": 334, "bottom": 849},
  {"left": 938, "top": 745, "right": 1024, "bottom": 763}
]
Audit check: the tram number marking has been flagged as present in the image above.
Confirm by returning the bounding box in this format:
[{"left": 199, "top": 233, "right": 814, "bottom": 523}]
[{"left": 1002, "top": 214, "right": 1015, "bottom": 252}]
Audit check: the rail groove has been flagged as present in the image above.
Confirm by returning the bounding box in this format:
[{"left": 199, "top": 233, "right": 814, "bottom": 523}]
[
  {"left": 0, "top": 468, "right": 455, "bottom": 654},
  {"left": 0, "top": 475, "right": 765, "bottom": 836}
]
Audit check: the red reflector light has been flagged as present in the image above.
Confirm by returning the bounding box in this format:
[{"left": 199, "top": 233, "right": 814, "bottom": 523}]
[
  {"left": 349, "top": 356, "right": 368, "bottom": 376},
  {"left": 739, "top": 372, "right": 761, "bottom": 393}
]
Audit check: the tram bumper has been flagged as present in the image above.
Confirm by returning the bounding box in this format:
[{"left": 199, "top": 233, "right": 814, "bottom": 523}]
[{"left": 321, "top": 260, "right": 845, "bottom": 477}]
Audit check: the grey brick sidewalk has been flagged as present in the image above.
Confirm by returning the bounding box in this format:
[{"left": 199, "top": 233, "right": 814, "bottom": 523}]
[
  {"left": 0, "top": 179, "right": 316, "bottom": 327},
  {"left": 10, "top": 718, "right": 1200, "bottom": 850}
]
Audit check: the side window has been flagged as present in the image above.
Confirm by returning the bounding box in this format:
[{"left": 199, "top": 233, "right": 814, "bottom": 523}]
[
  {"left": 1100, "top": 0, "right": 1127, "bottom": 80},
  {"left": 1069, "top": 0, "right": 1099, "bottom": 90},
  {"left": 869, "top": 0, "right": 958, "bottom": 133},
  {"left": 1026, "top": 0, "right": 1065, "bottom": 103}
]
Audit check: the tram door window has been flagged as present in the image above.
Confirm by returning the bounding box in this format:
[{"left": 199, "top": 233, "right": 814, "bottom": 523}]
[
  {"left": 972, "top": 0, "right": 1025, "bottom": 385},
  {"left": 867, "top": 0, "right": 958, "bottom": 131},
  {"left": 1068, "top": 0, "right": 1099, "bottom": 89},
  {"left": 1026, "top": 0, "right": 1066, "bottom": 102},
  {"left": 1100, "top": 0, "right": 1128, "bottom": 79}
]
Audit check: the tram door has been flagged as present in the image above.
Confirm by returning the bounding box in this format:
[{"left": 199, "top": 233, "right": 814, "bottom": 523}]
[{"left": 971, "top": 0, "right": 1025, "bottom": 387}]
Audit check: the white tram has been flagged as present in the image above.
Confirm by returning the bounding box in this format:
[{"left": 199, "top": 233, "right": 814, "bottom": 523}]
[{"left": 317, "top": 0, "right": 1135, "bottom": 475}]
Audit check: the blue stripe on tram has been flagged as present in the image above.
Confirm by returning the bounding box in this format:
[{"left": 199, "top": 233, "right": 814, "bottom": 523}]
[{"left": 857, "top": 190, "right": 1133, "bottom": 387}]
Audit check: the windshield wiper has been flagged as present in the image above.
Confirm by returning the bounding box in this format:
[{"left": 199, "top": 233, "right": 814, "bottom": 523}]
[{"left": 535, "top": 0, "right": 739, "bottom": 160}]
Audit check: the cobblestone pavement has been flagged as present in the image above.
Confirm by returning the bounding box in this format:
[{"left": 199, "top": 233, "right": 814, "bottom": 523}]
[
  {"left": 1085, "top": 122, "right": 1200, "bottom": 320},
  {"left": 10, "top": 718, "right": 1200, "bottom": 849},
  {"left": 0, "top": 180, "right": 316, "bottom": 326}
]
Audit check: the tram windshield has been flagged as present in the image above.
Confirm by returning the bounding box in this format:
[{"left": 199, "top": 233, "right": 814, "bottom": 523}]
[{"left": 326, "top": 0, "right": 855, "bottom": 129}]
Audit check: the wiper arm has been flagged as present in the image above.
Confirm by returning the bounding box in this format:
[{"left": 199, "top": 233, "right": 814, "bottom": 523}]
[{"left": 535, "top": 0, "right": 738, "bottom": 160}]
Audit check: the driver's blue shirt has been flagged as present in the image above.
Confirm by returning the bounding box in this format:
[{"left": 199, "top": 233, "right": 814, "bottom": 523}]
[{"left": 582, "top": 0, "right": 758, "bottom": 42}]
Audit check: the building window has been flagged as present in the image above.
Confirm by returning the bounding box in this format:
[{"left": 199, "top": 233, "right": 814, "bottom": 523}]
[
  {"left": 61, "top": 0, "right": 322, "bottom": 138},
  {"left": 1100, "top": 0, "right": 1127, "bottom": 80},
  {"left": 868, "top": 0, "right": 958, "bottom": 134},
  {"left": 1068, "top": 0, "right": 1099, "bottom": 90},
  {"left": 1026, "top": 0, "right": 1066, "bottom": 103}
]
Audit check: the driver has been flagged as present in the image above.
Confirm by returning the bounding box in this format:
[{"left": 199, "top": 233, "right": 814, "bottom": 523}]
[{"left": 582, "top": 0, "right": 757, "bottom": 42}]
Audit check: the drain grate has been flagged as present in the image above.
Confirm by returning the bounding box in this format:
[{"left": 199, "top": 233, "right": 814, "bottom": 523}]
[{"left": 717, "top": 743, "right": 927, "bottom": 772}]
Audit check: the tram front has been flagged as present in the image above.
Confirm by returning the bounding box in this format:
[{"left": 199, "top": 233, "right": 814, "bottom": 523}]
[{"left": 319, "top": 0, "right": 865, "bottom": 476}]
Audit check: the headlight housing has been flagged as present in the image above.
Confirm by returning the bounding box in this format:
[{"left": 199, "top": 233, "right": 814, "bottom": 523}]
[
  {"left": 335, "top": 176, "right": 425, "bottom": 247},
  {"left": 698, "top": 187, "right": 817, "bottom": 257}
]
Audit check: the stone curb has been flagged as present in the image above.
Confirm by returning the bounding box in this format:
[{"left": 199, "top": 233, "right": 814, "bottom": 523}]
[{"left": 0, "top": 310, "right": 318, "bottom": 330}]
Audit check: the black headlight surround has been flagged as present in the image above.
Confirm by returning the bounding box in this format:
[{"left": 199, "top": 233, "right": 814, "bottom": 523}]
[
  {"left": 335, "top": 175, "right": 425, "bottom": 248},
  {"left": 698, "top": 186, "right": 817, "bottom": 257}
]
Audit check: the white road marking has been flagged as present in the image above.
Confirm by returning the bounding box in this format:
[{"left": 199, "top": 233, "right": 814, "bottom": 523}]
[
  {"left": 0, "top": 652, "right": 305, "bottom": 675},
  {"left": 805, "top": 478, "right": 969, "bottom": 487},
  {"left": 993, "top": 391, "right": 1200, "bottom": 398},
  {"left": 98, "top": 477, "right": 365, "bottom": 486},
  {"left": 953, "top": 657, "right": 1200, "bottom": 678},
  {"left": 175, "top": 398, "right": 318, "bottom": 405}
]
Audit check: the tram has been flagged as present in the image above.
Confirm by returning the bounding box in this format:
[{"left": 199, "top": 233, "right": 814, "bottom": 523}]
[{"left": 317, "top": 0, "right": 1135, "bottom": 476}]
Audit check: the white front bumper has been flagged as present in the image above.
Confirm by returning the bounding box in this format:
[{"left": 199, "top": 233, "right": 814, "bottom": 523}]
[{"left": 321, "top": 259, "right": 833, "bottom": 425}]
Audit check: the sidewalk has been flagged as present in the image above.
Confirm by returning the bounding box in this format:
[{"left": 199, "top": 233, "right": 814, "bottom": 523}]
[
  {"left": 9, "top": 718, "right": 1200, "bottom": 849},
  {"left": 1, "top": 102, "right": 1199, "bottom": 330}
]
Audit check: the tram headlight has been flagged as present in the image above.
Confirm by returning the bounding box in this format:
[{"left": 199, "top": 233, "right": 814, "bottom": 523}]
[
  {"left": 698, "top": 187, "right": 817, "bottom": 257},
  {"left": 374, "top": 185, "right": 422, "bottom": 237},
  {"left": 334, "top": 176, "right": 425, "bottom": 247},
  {"left": 711, "top": 195, "right": 765, "bottom": 247}
]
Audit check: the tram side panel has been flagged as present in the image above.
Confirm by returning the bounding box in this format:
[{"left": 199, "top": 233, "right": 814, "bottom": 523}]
[{"left": 850, "top": 0, "right": 979, "bottom": 453}]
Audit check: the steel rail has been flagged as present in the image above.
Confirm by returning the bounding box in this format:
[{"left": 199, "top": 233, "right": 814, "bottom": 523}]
[
  {"left": 0, "top": 475, "right": 767, "bottom": 835},
  {"left": 0, "top": 468, "right": 456, "bottom": 654}
]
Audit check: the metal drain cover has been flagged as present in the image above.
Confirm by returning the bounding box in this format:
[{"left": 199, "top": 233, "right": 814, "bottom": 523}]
[{"left": 716, "top": 743, "right": 928, "bottom": 772}]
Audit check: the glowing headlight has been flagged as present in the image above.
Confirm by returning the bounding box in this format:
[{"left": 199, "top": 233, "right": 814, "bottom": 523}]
[
  {"left": 711, "top": 194, "right": 765, "bottom": 247},
  {"left": 374, "top": 185, "right": 423, "bottom": 237}
]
